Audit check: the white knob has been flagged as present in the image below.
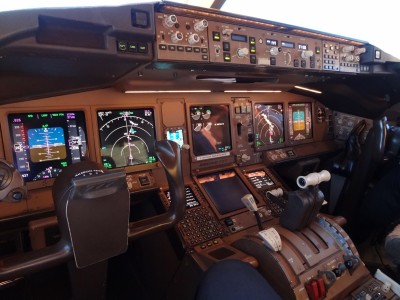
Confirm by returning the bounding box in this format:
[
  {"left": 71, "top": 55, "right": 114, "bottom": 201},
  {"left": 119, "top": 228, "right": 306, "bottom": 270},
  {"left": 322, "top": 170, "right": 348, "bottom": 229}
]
[
  {"left": 241, "top": 154, "right": 251, "bottom": 162},
  {"left": 267, "top": 188, "right": 283, "bottom": 197},
  {"left": 354, "top": 47, "right": 366, "bottom": 55},
  {"left": 188, "top": 33, "right": 200, "bottom": 45},
  {"left": 270, "top": 47, "right": 279, "bottom": 56},
  {"left": 297, "top": 170, "right": 331, "bottom": 188},
  {"left": 343, "top": 55, "right": 355, "bottom": 62},
  {"left": 171, "top": 31, "right": 183, "bottom": 43},
  {"left": 342, "top": 45, "right": 355, "bottom": 53},
  {"left": 301, "top": 50, "right": 314, "bottom": 59},
  {"left": 163, "top": 14, "right": 178, "bottom": 28},
  {"left": 237, "top": 48, "right": 249, "bottom": 57},
  {"left": 194, "top": 19, "right": 208, "bottom": 32}
]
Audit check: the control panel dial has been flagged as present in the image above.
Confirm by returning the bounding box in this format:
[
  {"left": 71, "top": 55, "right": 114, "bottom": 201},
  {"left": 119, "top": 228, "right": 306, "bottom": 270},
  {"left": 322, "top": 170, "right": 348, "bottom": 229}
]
[
  {"left": 163, "top": 14, "right": 178, "bottom": 28},
  {"left": 301, "top": 50, "right": 314, "bottom": 59},
  {"left": 171, "top": 31, "right": 183, "bottom": 43},
  {"left": 194, "top": 19, "right": 208, "bottom": 32},
  {"left": 188, "top": 33, "right": 200, "bottom": 45},
  {"left": 237, "top": 47, "right": 249, "bottom": 58},
  {"left": 270, "top": 47, "right": 279, "bottom": 56}
]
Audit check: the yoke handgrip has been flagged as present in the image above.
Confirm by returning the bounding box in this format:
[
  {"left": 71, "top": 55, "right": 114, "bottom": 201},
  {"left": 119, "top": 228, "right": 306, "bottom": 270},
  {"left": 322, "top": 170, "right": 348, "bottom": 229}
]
[{"left": 128, "top": 140, "right": 186, "bottom": 240}]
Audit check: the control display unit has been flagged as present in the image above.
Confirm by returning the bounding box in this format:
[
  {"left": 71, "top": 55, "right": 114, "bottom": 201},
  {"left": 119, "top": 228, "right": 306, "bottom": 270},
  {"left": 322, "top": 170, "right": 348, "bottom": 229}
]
[
  {"left": 198, "top": 170, "right": 250, "bottom": 215},
  {"left": 8, "top": 111, "right": 87, "bottom": 182},
  {"left": 253, "top": 103, "right": 285, "bottom": 151},
  {"left": 288, "top": 102, "right": 313, "bottom": 141},
  {"left": 97, "top": 108, "right": 157, "bottom": 169},
  {"left": 189, "top": 104, "right": 232, "bottom": 161}
]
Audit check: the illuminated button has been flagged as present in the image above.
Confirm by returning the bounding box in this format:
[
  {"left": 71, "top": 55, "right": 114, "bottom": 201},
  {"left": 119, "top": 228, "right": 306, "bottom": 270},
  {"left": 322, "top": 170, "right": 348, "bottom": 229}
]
[
  {"left": 168, "top": 45, "right": 176, "bottom": 51},
  {"left": 212, "top": 31, "right": 221, "bottom": 41},
  {"left": 137, "top": 43, "right": 148, "bottom": 53},
  {"left": 185, "top": 47, "right": 193, "bottom": 52},
  {"left": 202, "top": 55, "right": 208, "bottom": 60},
  {"left": 249, "top": 37, "right": 256, "bottom": 45},
  {"left": 201, "top": 48, "right": 208, "bottom": 53},
  {"left": 194, "top": 47, "right": 201, "bottom": 53},
  {"left": 177, "top": 46, "right": 185, "bottom": 51},
  {"left": 159, "top": 44, "right": 167, "bottom": 50},
  {"left": 250, "top": 45, "right": 256, "bottom": 54},
  {"left": 128, "top": 43, "right": 137, "bottom": 52},
  {"left": 315, "top": 47, "right": 321, "bottom": 54},
  {"left": 117, "top": 41, "right": 127, "bottom": 51},
  {"left": 223, "top": 52, "right": 231, "bottom": 62}
]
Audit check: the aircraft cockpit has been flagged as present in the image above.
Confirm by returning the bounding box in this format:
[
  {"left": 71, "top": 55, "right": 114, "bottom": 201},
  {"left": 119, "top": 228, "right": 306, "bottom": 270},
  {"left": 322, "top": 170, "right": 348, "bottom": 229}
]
[{"left": 0, "top": 1, "right": 400, "bottom": 299}]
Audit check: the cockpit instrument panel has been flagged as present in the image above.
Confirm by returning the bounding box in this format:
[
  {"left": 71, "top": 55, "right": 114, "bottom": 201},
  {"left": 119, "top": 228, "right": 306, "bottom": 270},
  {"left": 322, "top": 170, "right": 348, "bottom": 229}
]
[
  {"left": 96, "top": 108, "right": 157, "bottom": 169},
  {"left": 8, "top": 111, "right": 87, "bottom": 182},
  {"left": 288, "top": 102, "right": 313, "bottom": 142},
  {"left": 254, "top": 103, "right": 285, "bottom": 151}
]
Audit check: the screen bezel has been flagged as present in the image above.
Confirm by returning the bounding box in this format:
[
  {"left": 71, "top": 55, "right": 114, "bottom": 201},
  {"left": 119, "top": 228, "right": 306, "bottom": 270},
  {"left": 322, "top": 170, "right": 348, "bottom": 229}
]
[
  {"left": 286, "top": 101, "right": 314, "bottom": 145},
  {"left": 253, "top": 102, "right": 285, "bottom": 151},
  {"left": 92, "top": 105, "right": 159, "bottom": 174},
  {"left": 1, "top": 107, "right": 95, "bottom": 190},
  {"left": 186, "top": 103, "right": 234, "bottom": 163}
]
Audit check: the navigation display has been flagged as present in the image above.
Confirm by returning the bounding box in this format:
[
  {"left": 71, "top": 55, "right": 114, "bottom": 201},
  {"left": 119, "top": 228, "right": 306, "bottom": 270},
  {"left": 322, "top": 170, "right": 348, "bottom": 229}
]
[
  {"left": 190, "top": 105, "right": 232, "bottom": 160},
  {"left": 254, "top": 103, "right": 285, "bottom": 151},
  {"left": 198, "top": 171, "right": 250, "bottom": 215},
  {"left": 288, "top": 103, "right": 313, "bottom": 141},
  {"left": 97, "top": 108, "right": 157, "bottom": 169},
  {"left": 8, "top": 111, "right": 87, "bottom": 182}
]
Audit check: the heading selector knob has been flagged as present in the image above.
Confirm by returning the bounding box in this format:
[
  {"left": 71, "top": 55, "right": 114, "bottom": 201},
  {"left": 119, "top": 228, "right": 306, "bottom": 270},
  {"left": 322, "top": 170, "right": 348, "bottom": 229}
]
[
  {"left": 188, "top": 33, "right": 200, "bottom": 45},
  {"left": 237, "top": 47, "right": 249, "bottom": 58},
  {"left": 343, "top": 55, "right": 359, "bottom": 62},
  {"left": 301, "top": 50, "right": 314, "bottom": 59},
  {"left": 163, "top": 14, "right": 178, "bottom": 28},
  {"left": 194, "top": 19, "right": 208, "bottom": 32},
  {"left": 354, "top": 47, "right": 366, "bottom": 55},
  {"left": 270, "top": 47, "right": 279, "bottom": 56},
  {"left": 171, "top": 31, "right": 183, "bottom": 43}
]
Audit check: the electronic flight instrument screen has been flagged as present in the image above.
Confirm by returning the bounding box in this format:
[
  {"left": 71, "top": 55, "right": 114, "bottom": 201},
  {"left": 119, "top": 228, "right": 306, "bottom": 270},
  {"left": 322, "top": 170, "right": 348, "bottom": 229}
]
[
  {"left": 97, "top": 108, "right": 157, "bottom": 169},
  {"left": 253, "top": 103, "right": 285, "bottom": 151},
  {"left": 198, "top": 170, "right": 250, "bottom": 215},
  {"left": 8, "top": 111, "right": 87, "bottom": 182},
  {"left": 288, "top": 102, "right": 313, "bottom": 141},
  {"left": 190, "top": 104, "right": 232, "bottom": 161}
]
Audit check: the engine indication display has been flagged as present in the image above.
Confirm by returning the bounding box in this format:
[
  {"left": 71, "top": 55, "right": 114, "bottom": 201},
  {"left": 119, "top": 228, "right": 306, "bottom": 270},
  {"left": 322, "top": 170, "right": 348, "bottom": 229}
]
[
  {"left": 8, "top": 111, "right": 87, "bottom": 182},
  {"left": 97, "top": 108, "right": 157, "bottom": 169},
  {"left": 254, "top": 103, "right": 285, "bottom": 151},
  {"left": 288, "top": 102, "right": 313, "bottom": 141}
]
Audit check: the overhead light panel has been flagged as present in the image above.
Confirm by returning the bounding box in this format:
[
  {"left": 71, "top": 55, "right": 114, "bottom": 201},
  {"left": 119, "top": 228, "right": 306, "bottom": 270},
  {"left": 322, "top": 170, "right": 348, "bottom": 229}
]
[
  {"left": 125, "top": 90, "right": 211, "bottom": 94},
  {"left": 224, "top": 90, "right": 282, "bottom": 93},
  {"left": 294, "top": 86, "right": 322, "bottom": 94}
]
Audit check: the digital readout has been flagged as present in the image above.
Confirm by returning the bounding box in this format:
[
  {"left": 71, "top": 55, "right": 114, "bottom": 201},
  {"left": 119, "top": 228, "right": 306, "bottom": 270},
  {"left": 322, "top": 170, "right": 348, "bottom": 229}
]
[{"left": 281, "top": 41, "right": 295, "bottom": 48}]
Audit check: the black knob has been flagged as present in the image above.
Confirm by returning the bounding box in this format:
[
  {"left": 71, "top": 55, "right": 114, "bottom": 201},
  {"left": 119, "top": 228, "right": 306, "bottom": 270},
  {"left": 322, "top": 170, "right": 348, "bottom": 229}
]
[
  {"left": 333, "top": 268, "right": 342, "bottom": 277},
  {"left": 12, "top": 191, "right": 23, "bottom": 202},
  {"left": 344, "top": 259, "right": 353, "bottom": 269}
]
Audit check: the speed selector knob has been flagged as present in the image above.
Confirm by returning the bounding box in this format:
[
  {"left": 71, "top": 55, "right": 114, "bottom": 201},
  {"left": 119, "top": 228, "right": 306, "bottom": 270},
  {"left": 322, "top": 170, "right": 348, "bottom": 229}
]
[
  {"left": 270, "top": 47, "right": 279, "bottom": 56},
  {"left": 342, "top": 45, "right": 355, "bottom": 53},
  {"left": 163, "top": 14, "right": 178, "bottom": 28},
  {"left": 301, "top": 50, "right": 314, "bottom": 59},
  {"left": 343, "top": 55, "right": 355, "bottom": 62},
  {"left": 194, "top": 19, "right": 208, "bottom": 32},
  {"left": 237, "top": 47, "right": 249, "bottom": 57},
  {"left": 171, "top": 31, "right": 183, "bottom": 43},
  {"left": 188, "top": 33, "right": 200, "bottom": 45}
]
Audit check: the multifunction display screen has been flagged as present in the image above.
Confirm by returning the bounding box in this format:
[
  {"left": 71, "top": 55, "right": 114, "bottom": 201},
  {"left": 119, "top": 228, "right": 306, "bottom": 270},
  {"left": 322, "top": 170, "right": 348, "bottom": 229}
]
[
  {"left": 8, "top": 111, "right": 87, "bottom": 182},
  {"left": 254, "top": 103, "right": 285, "bottom": 151},
  {"left": 97, "top": 108, "right": 157, "bottom": 169},
  {"left": 190, "top": 105, "right": 232, "bottom": 161},
  {"left": 288, "top": 103, "right": 313, "bottom": 141}
]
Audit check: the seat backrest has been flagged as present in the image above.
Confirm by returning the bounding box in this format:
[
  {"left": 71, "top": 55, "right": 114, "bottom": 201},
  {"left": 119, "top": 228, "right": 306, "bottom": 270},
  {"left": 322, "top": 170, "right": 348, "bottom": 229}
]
[{"left": 334, "top": 116, "right": 387, "bottom": 219}]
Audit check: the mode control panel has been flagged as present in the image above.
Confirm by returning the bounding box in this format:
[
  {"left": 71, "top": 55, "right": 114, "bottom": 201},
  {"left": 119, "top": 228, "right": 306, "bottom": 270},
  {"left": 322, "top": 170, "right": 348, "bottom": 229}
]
[
  {"left": 155, "top": 13, "right": 209, "bottom": 62},
  {"left": 207, "top": 21, "right": 323, "bottom": 70}
]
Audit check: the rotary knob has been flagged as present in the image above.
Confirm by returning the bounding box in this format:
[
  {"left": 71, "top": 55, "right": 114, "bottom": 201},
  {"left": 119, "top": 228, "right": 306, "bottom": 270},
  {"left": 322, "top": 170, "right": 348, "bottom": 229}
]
[
  {"left": 188, "top": 33, "right": 200, "bottom": 45},
  {"left": 171, "top": 31, "right": 183, "bottom": 43},
  {"left": 237, "top": 47, "right": 249, "bottom": 57},
  {"left": 270, "top": 47, "right": 279, "bottom": 56},
  {"left": 194, "top": 19, "right": 208, "bottom": 32},
  {"left": 343, "top": 55, "right": 358, "bottom": 62},
  {"left": 354, "top": 47, "right": 366, "bottom": 55},
  {"left": 301, "top": 50, "right": 314, "bottom": 59},
  {"left": 342, "top": 45, "right": 355, "bottom": 53},
  {"left": 163, "top": 14, "right": 178, "bottom": 28}
]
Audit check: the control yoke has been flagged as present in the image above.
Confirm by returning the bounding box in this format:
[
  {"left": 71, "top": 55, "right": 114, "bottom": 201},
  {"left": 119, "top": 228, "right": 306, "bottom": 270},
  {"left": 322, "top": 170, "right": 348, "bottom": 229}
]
[{"left": 0, "top": 140, "right": 186, "bottom": 280}]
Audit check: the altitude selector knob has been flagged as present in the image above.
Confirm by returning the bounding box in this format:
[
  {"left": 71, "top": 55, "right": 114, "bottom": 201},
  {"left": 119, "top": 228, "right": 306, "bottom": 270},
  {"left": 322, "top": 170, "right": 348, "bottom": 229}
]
[
  {"left": 301, "top": 50, "right": 314, "bottom": 59},
  {"left": 188, "top": 33, "right": 200, "bottom": 45},
  {"left": 270, "top": 47, "right": 279, "bottom": 56},
  {"left": 237, "top": 47, "right": 249, "bottom": 57},
  {"left": 171, "top": 31, "right": 183, "bottom": 43}
]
